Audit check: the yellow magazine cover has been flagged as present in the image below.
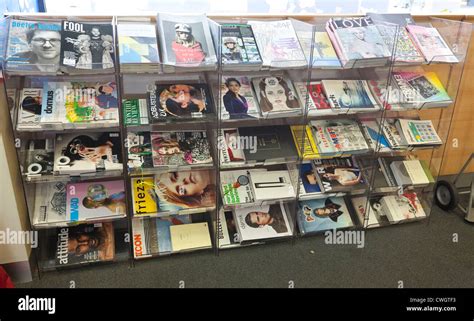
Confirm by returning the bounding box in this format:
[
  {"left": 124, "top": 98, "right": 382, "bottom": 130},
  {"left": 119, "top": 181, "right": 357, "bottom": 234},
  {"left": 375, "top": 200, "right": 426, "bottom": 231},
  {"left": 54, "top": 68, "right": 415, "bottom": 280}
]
[
  {"left": 132, "top": 177, "right": 158, "bottom": 216},
  {"left": 290, "top": 125, "right": 321, "bottom": 160}
]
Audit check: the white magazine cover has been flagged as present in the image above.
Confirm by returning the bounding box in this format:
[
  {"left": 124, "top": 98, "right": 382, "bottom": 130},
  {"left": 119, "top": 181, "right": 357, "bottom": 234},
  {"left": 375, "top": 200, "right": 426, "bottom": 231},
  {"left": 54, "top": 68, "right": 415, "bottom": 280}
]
[
  {"left": 157, "top": 13, "right": 217, "bottom": 67},
  {"left": 234, "top": 203, "right": 292, "bottom": 241}
]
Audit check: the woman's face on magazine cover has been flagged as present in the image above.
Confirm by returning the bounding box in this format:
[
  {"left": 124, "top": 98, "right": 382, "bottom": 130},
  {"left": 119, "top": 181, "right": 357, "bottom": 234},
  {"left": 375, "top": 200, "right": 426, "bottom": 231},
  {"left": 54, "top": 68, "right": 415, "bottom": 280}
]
[
  {"left": 158, "top": 171, "right": 210, "bottom": 197},
  {"left": 352, "top": 29, "right": 365, "bottom": 40},
  {"left": 158, "top": 146, "right": 181, "bottom": 155},
  {"left": 227, "top": 80, "right": 241, "bottom": 94},
  {"left": 265, "top": 83, "right": 287, "bottom": 107}
]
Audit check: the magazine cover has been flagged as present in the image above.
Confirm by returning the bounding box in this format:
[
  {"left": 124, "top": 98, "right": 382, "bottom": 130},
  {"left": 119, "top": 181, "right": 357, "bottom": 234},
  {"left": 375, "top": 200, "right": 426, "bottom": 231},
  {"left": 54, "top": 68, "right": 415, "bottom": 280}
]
[
  {"left": 328, "top": 17, "right": 391, "bottom": 61},
  {"left": 310, "top": 119, "right": 369, "bottom": 155},
  {"left": 314, "top": 157, "right": 365, "bottom": 193},
  {"left": 17, "top": 88, "right": 43, "bottom": 130},
  {"left": 132, "top": 177, "right": 158, "bottom": 216},
  {"left": 54, "top": 132, "right": 123, "bottom": 174},
  {"left": 299, "top": 162, "right": 322, "bottom": 197},
  {"left": 249, "top": 19, "right": 306, "bottom": 68},
  {"left": 60, "top": 20, "right": 115, "bottom": 70},
  {"left": 406, "top": 25, "right": 458, "bottom": 63},
  {"left": 220, "top": 170, "right": 255, "bottom": 205},
  {"left": 33, "top": 181, "right": 67, "bottom": 226},
  {"left": 6, "top": 19, "right": 61, "bottom": 73},
  {"left": 234, "top": 203, "right": 292, "bottom": 241},
  {"left": 297, "top": 197, "right": 353, "bottom": 234},
  {"left": 66, "top": 180, "right": 126, "bottom": 222},
  {"left": 250, "top": 170, "right": 296, "bottom": 201},
  {"left": 132, "top": 215, "right": 191, "bottom": 258},
  {"left": 217, "top": 209, "right": 240, "bottom": 248},
  {"left": 122, "top": 98, "right": 149, "bottom": 126},
  {"left": 23, "top": 138, "right": 54, "bottom": 177},
  {"left": 361, "top": 119, "right": 392, "bottom": 152},
  {"left": 157, "top": 13, "right": 217, "bottom": 66},
  {"left": 322, "top": 80, "right": 379, "bottom": 111},
  {"left": 117, "top": 23, "right": 159, "bottom": 64},
  {"left": 219, "top": 76, "right": 260, "bottom": 119},
  {"left": 392, "top": 71, "right": 452, "bottom": 107},
  {"left": 126, "top": 132, "right": 154, "bottom": 170},
  {"left": 294, "top": 81, "right": 334, "bottom": 116},
  {"left": 61, "top": 81, "right": 119, "bottom": 126},
  {"left": 375, "top": 21, "right": 424, "bottom": 63},
  {"left": 43, "top": 222, "right": 115, "bottom": 267},
  {"left": 378, "top": 118, "right": 406, "bottom": 149},
  {"left": 381, "top": 192, "right": 427, "bottom": 222},
  {"left": 221, "top": 24, "right": 262, "bottom": 65},
  {"left": 153, "top": 170, "right": 215, "bottom": 213},
  {"left": 351, "top": 196, "right": 387, "bottom": 228},
  {"left": 238, "top": 125, "right": 298, "bottom": 162},
  {"left": 152, "top": 83, "right": 214, "bottom": 120},
  {"left": 150, "top": 131, "right": 213, "bottom": 166},
  {"left": 252, "top": 76, "right": 302, "bottom": 115},
  {"left": 219, "top": 129, "right": 246, "bottom": 165},
  {"left": 290, "top": 125, "right": 322, "bottom": 160}
]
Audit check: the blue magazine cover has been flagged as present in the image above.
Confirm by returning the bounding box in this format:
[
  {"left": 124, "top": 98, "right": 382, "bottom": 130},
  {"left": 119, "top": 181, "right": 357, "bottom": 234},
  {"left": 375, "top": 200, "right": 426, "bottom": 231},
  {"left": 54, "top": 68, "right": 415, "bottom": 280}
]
[
  {"left": 300, "top": 162, "right": 322, "bottom": 195},
  {"left": 298, "top": 197, "right": 353, "bottom": 234}
]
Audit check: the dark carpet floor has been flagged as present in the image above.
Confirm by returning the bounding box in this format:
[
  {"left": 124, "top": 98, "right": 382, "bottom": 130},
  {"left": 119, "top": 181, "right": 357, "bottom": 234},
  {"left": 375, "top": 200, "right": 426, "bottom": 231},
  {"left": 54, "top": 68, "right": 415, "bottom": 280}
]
[{"left": 17, "top": 202, "right": 474, "bottom": 288}]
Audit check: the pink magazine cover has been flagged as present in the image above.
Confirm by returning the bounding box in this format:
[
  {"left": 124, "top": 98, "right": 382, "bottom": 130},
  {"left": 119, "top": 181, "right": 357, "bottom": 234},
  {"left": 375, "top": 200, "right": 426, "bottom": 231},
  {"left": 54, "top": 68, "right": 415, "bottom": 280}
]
[
  {"left": 406, "top": 25, "right": 458, "bottom": 63},
  {"left": 66, "top": 180, "right": 126, "bottom": 222},
  {"left": 325, "top": 21, "right": 347, "bottom": 65}
]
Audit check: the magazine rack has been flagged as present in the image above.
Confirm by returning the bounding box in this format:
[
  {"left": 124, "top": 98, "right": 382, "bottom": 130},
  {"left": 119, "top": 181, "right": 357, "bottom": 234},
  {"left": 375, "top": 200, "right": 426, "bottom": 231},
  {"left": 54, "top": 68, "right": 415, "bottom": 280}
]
[
  {"left": 0, "top": 13, "right": 471, "bottom": 274},
  {"left": 0, "top": 14, "right": 131, "bottom": 273}
]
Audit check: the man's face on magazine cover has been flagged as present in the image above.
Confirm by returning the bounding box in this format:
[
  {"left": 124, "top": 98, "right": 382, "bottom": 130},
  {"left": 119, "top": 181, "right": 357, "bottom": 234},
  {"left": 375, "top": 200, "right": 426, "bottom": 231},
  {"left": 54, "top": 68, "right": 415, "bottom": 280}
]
[{"left": 29, "top": 30, "right": 61, "bottom": 60}]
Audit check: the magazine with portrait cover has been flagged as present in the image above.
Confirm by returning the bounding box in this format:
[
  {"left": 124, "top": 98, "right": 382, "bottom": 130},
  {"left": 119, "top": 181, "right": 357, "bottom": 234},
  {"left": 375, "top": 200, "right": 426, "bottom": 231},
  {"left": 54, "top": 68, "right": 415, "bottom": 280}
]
[
  {"left": 220, "top": 23, "right": 262, "bottom": 70},
  {"left": 351, "top": 196, "right": 389, "bottom": 228},
  {"left": 218, "top": 129, "right": 247, "bottom": 166},
  {"left": 126, "top": 131, "right": 154, "bottom": 170},
  {"left": 310, "top": 119, "right": 370, "bottom": 155},
  {"left": 406, "top": 24, "right": 458, "bottom": 63},
  {"left": 41, "top": 222, "right": 115, "bottom": 269},
  {"left": 294, "top": 81, "right": 335, "bottom": 116},
  {"left": 297, "top": 197, "right": 353, "bottom": 234},
  {"left": 5, "top": 19, "right": 62, "bottom": 74},
  {"left": 217, "top": 209, "right": 240, "bottom": 248},
  {"left": 218, "top": 76, "right": 260, "bottom": 119},
  {"left": 32, "top": 181, "right": 67, "bottom": 227},
  {"left": 321, "top": 79, "right": 380, "bottom": 112},
  {"left": 117, "top": 22, "right": 160, "bottom": 72},
  {"left": 152, "top": 169, "right": 216, "bottom": 214},
  {"left": 65, "top": 180, "right": 126, "bottom": 222},
  {"left": 157, "top": 13, "right": 217, "bottom": 69},
  {"left": 237, "top": 126, "right": 298, "bottom": 163},
  {"left": 326, "top": 16, "right": 391, "bottom": 68},
  {"left": 234, "top": 203, "right": 293, "bottom": 242},
  {"left": 314, "top": 157, "right": 366, "bottom": 193},
  {"left": 299, "top": 162, "right": 323, "bottom": 198},
  {"left": 60, "top": 20, "right": 115, "bottom": 73},
  {"left": 41, "top": 80, "right": 119, "bottom": 126},
  {"left": 132, "top": 215, "right": 192, "bottom": 258},
  {"left": 53, "top": 132, "right": 123, "bottom": 175},
  {"left": 149, "top": 83, "right": 215, "bottom": 121},
  {"left": 252, "top": 76, "right": 303, "bottom": 118},
  {"left": 21, "top": 138, "right": 54, "bottom": 178},
  {"left": 150, "top": 131, "right": 213, "bottom": 167},
  {"left": 17, "top": 88, "right": 43, "bottom": 130},
  {"left": 248, "top": 19, "right": 307, "bottom": 69}
]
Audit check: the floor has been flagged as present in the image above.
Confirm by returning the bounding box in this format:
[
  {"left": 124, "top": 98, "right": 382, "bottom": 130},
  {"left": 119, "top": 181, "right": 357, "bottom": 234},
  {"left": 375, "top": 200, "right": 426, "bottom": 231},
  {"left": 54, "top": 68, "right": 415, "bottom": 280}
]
[{"left": 17, "top": 202, "right": 474, "bottom": 288}]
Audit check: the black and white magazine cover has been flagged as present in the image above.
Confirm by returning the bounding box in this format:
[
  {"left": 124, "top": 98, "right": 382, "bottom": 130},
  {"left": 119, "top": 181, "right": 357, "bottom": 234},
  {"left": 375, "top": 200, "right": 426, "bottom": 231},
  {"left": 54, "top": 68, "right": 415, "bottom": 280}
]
[{"left": 60, "top": 20, "right": 115, "bottom": 71}]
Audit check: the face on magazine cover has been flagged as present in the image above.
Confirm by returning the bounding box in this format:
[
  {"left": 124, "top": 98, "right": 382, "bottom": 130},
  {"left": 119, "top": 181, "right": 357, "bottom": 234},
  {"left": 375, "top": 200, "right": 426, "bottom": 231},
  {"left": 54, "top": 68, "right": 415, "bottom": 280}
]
[
  {"left": 259, "top": 77, "right": 299, "bottom": 112},
  {"left": 157, "top": 171, "right": 210, "bottom": 197},
  {"left": 244, "top": 206, "right": 288, "bottom": 233},
  {"left": 162, "top": 84, "right": 206, "bottom": 116},
  {"left": 68, "top": 230, "right": 103, "bottom": 255}
]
